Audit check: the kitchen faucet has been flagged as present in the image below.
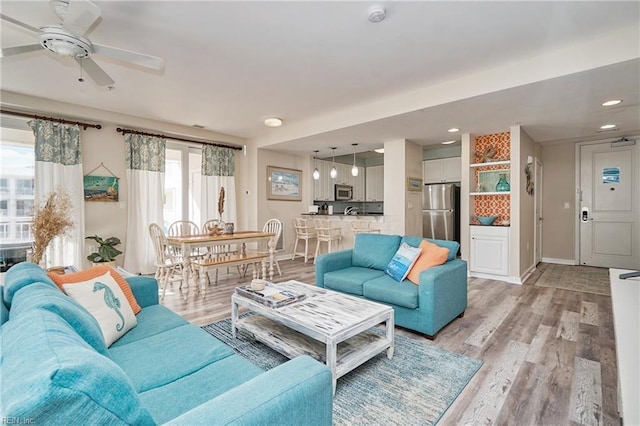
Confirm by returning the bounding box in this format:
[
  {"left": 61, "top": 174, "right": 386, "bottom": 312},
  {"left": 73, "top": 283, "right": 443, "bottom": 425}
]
[{"left": 344, "top": 206, "right": 359, "bottom": 215}]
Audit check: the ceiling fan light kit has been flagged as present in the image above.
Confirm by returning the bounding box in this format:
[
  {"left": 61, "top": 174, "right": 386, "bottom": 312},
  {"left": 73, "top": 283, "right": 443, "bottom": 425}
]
[
  {"left": 1, "top": 0, "right": 164, "bottom": 87},
  {"left": 264, "top": 117, "right": 283, "bottom": 127}
]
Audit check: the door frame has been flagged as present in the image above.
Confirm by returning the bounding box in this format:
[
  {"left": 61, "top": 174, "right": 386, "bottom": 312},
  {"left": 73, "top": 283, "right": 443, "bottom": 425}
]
[
  {"left": 574, "top": 136, "right": 640, "bottom": 266},
  {"left": 533, "top": 157, "right": 543, "bottom": 266}
]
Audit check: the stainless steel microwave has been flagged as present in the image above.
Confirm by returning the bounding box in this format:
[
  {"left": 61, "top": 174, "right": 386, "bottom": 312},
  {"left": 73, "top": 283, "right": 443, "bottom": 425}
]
[{"left": 335, "top": 184, "right": 353, "bottom": 201}]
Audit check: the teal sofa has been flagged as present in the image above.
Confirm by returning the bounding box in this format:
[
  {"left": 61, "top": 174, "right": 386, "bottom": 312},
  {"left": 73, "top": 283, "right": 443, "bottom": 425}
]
[
  {"left": 316, "top": 234, "right": 467, "bottom": 338},
  {"left": 1, "top": 262, "right": 333, "bottom": 425}
]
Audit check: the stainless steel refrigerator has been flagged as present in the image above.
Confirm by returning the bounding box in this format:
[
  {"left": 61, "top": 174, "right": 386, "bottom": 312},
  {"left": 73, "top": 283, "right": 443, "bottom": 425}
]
[{"left": 422, "top": 183, "right": 460, "bottom": 243}]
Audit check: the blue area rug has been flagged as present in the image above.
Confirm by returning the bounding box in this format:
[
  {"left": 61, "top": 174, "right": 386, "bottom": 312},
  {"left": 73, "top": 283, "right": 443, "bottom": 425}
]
[{"left": 202, "top": 316, "right": 482, "bottom": 425}]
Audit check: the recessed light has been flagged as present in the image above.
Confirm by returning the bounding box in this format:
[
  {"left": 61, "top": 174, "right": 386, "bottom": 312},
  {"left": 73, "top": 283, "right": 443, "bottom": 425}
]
[
  {"left": 441, "top": 140, "right": 456, "bottom": 145},
  {"left": 602, "top": 99, "right": 622, "bottom": 107},
  {"left": 600, "top": 124, "right": 617, "bottom": 130},
  {"left": 447, "top": 128, "right": 460, "bottom": 133},
  {"left": 374, "top": 148, "right": 384, "bottom": 154},
  {"left": 367, "top": 5, "right": 386, "bottom": 23},
  {"left": 264, "top": 117, "right": 283, "bottom": 127}
]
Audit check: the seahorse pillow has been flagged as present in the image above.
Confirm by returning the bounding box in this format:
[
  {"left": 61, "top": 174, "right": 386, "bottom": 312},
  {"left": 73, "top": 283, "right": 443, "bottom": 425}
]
[{"left": 62, "top": 271, "right": 137, "bottom": 347}]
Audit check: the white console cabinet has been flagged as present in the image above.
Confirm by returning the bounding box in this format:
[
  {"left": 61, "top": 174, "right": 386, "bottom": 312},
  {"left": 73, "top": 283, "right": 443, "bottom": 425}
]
[{"left": 469, "top": 225, "right": 509, "bottom": 276}]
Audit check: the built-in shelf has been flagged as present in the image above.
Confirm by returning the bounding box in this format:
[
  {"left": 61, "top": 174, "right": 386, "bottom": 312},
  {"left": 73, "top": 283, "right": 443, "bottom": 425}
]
[
  {"left": 470, "top": 191, "right": 511, "bottom": 196},
  {"left": 470, "top": 160, "right": 511, "bottom": 168}
]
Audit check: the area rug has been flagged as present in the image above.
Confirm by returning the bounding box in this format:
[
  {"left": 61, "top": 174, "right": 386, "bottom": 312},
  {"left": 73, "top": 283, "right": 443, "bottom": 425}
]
[
  {"left": 202, "top": 316, "right": 482, "bottom": 425},
  {"left": 534, "top": 263, "right": 610, "bottom": 296}
]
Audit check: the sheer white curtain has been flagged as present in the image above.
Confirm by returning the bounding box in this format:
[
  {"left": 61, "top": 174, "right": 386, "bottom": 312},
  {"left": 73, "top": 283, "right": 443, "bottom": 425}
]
[
  {"left": 30, "top": 119, "right": 85, "bottom": 268},
  {"left": 123, "top": 134, "right": 165, "bottom": 274},
  {"left": 201, "top": 146, "right": 236, "bottom": 225}
]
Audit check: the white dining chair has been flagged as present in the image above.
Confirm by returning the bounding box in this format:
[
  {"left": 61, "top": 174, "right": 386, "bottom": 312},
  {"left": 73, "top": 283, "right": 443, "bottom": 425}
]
[
  {"left": 261, "top": 218, "right": 282, "bottom": 276},
  {"left": 149, "top": 223, "right": 183, "bottom": 300}
]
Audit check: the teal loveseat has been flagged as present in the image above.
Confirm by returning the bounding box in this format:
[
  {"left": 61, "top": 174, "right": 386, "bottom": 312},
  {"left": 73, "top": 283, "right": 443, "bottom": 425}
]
[
  {"left": 315, "top": 233, "right": 467, "bottom": 338},
  {"left": 1, "top": 262, "right": 333, "bottom": 425}
]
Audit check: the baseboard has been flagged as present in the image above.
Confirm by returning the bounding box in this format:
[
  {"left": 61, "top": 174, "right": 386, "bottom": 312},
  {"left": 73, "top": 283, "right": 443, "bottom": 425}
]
[
  {"left": 542, "top": 257, "right": 577, "bottom": 265},
  {"left": 469, "top": 271, "right": 521, "bottom": 285}
]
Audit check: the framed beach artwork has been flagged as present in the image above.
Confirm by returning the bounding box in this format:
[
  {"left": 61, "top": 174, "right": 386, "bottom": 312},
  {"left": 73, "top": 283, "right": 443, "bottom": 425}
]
[
  {"left": 83, "top": 175, "right": 119, "bottom": 202},
  {"left": 406, "top": 177, "right": 423, "bottom": 192},
  {"left": 267, "top": 166, "right": 302, "bottom": 201}
]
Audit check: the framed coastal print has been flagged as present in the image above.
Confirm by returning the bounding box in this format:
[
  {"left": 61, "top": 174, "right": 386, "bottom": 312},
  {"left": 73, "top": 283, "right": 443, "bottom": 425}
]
[
  {"left": 267, "top": 166, "right": 302, "bottom": 201},
  {"left": 406, "top": 177, "right": 423, "bottom": 192},
  {"left": 83, "top": 175, "right": 119, "bottom": 202}
]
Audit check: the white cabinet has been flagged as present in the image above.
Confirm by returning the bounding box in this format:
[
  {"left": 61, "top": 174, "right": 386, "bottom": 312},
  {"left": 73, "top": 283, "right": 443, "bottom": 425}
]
[
  {"left": 423, "top": 157, "right": 461, "bottom": 184},
  {"left": 314, "top": 160, "right": 334, "bottom": 201},
  {"left": 366, "top": 165, "right": 384, "bottom": 201},
  {"left": 470, "top": 226, "right": 509, "bottom": 276},
  {"left": 314, "top": 161, "right": 366, "bottom": 201},
  {"left": 350, "top": 166, "right": 366, "bottom": 201}
]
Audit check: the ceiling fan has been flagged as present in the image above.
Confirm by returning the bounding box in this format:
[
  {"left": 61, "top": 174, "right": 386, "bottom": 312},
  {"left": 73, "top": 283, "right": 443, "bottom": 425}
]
[{"left": 0, "top": 0, "right": 164, "bottom": 87}]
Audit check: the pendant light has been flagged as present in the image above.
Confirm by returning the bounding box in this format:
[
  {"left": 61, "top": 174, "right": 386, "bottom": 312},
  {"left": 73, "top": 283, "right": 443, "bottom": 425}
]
[
  {"left": 330, "top": 147, "right": 338, "bottom": 179},
  {"left": 312, "top": 150, "right": 320, "bottom": 180},
  {"left": 351, "top": 143, "right": 359, "bottom": 177}
]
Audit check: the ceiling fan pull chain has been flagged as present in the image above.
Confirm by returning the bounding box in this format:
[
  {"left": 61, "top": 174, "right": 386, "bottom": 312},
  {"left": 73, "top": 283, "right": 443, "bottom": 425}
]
[{"left": 78, "top": 58, "right": 84, "bottom": 82}]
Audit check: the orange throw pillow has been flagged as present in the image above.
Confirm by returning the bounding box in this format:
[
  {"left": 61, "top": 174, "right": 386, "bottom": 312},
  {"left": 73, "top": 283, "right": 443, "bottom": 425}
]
[
  {"left": 407, "top": 240, "right": 449, "bottom": 285},
  {"left": 48, "top": 265, "right": 141, "bottom": 315}
]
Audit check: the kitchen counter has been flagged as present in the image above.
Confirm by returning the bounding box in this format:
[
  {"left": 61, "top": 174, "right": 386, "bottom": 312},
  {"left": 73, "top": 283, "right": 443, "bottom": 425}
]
[{"left": 302, "top": 213, "right": 383, "bottom": 216}]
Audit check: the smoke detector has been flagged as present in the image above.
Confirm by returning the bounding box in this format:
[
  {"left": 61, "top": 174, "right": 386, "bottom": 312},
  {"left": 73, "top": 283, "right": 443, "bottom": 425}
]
[{"left": 367, "top": 6, "right": 386, "bottom": 23}]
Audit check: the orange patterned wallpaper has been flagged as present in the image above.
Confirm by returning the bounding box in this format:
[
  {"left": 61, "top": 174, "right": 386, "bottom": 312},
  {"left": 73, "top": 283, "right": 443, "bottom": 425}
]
[{"left": 472, "top": 131, "right": 511, "bottom": 224}]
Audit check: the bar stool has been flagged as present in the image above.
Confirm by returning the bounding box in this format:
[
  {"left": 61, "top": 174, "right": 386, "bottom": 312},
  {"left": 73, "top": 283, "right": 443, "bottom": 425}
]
[
  {"left": 351, "top": 220, "right": 381, "bottom": 235},
  {"left": 314, "top": 219, "right": 342, "bottom": 263},
  {"left": 292, "top": 217, "right": 317, "bottom": 263}
]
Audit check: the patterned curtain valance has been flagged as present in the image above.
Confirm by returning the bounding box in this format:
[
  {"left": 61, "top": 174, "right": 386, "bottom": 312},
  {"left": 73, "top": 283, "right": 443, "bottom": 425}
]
[
  {"left": 125, "top": 134, "right": 166, "bottom": 172},
  {"left": 30, "top": 119, "right": 81, "bottom": 165},
  {"left": 202, "top": 145, "right": 235, "bottom": 177}
]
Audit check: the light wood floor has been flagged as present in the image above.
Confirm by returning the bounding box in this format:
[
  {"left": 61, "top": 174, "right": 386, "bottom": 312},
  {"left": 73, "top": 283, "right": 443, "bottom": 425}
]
[{"left": 162, "top": 259, "right": 618, "bottom": 426}]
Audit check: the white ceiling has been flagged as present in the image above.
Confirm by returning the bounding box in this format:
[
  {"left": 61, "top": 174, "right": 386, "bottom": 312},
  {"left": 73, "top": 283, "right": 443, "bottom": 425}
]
[{"left": 1, "top": 1, "right": 639, "bottom": 156}]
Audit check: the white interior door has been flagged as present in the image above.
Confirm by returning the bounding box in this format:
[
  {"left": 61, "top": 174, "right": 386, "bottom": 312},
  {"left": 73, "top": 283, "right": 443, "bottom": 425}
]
[
  {"left": 534, "top": 158, "right": 543, "bottom": 265},
  {"left": 579, "top": 141, "right": 639, "bottom": 268}
]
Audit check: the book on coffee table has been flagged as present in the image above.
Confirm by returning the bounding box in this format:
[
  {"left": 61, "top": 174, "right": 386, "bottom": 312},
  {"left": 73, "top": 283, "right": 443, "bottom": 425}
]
[{"left": 235, "top": 284, "right": 306, "bottom": 308}]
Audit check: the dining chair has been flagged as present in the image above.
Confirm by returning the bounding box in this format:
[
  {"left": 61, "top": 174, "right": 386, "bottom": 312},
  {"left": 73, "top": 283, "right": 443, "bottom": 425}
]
[
  {"left": 149, "top": 223, "right": 183, "bottom": 300},
  {"left": 313, "top": 219, "right": 342, "bottom": 264},
  {"left": 201, "top": 219, "right": 238, "bottom": 281},
  {"left": 292, "top": 217, "right": 317, "bottom": 263},
  {"left": 261, "top": 218, "right": 282, "bottom": 276},
  {"left": 168, "top": 220, "right": 203, "bottom": 259}
]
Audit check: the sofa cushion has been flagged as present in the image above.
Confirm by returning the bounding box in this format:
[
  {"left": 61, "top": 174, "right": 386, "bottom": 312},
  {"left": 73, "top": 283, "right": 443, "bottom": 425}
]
[
  {"left": 401, "top": 236, "right": 459, "bottom": 261},
  {"left": 139, "top": 354, "right": 264, "bottom": 424},
  {"left": 49, "top": 265, "right": 141, "bottom": 314},
  {"left": 108, "top": 324, "right": 235, "bottom": 392},
  {"left": 110, "top": 304, "right": 189, "bottom": 347},
  {"left": 363, "top": 274, "right": 419, "bottom": 309},
  {"left": 324, "top": 267, "right": 386, "bottom": 296},
  {"left": 62, "top": 271, "right": 138, "bottom": 347},
  {"left": 407, "top": 240, "right": 449, "bottom": 285},
  {"left": 353, "top": 234, "right": 401, "bottom": 270},
  {"left": 3, "top": 261, "right": 55, "bottom": 308},
  {"left": 385, "top": 242, "right": 422, "bottom": 282},
  {"left": 9, "top": 282, "right": 109, "bottom": 356},
  {"left": 2, "top": 309, "right": 154, "bottom": 425}
]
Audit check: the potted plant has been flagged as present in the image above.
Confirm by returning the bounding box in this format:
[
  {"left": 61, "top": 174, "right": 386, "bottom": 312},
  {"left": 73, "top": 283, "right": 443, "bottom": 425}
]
[{"left": 86, "top": 235, "right": 122, "bottom": 266}]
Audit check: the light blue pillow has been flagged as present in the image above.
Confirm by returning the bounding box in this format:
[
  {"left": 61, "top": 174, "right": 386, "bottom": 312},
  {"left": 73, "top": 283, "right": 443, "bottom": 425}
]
[{"left": 385, "top": 243, "right": 422, "bottom": 282}]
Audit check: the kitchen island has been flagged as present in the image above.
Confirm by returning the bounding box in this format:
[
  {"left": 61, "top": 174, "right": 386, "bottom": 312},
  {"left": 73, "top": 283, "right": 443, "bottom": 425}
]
[{"left": 300, "top": 213, "right": 386, "bottom": 250}]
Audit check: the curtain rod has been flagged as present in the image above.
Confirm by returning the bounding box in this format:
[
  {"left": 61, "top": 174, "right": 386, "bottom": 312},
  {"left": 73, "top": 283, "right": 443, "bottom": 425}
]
[
  {"left": 0, "top": 108, "right": 102, "bottom": 130},
  {"left": 116, "top": 127, "right": 242, "bottom": 151}
]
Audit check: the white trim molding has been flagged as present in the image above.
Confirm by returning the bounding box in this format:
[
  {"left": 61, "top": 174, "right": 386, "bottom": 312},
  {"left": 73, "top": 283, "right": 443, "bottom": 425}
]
[{"left": 542, "top": 257, "right": 577, "bottom": 265}]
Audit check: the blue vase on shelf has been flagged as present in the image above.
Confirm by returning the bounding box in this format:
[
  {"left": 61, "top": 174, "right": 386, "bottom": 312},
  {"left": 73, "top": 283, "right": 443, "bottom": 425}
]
[{"left": 496, "top": 173, "right": 510, "bottom": 192}]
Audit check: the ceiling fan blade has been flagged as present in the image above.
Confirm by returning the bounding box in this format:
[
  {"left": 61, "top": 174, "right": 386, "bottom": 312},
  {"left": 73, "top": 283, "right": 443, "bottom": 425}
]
[
  {"left": 0, "top": 13, "right": 40, "bottom": 34},
  {"left": 93, "top": 44, "right": 164, "bottom": 70},
  {"left": 62, "top": 0, "right": 101, "bottom": 35},
  {"left": 75, "top": 57, "right": 114, "bottom": 86},
  {"left": 1, "top": 44, "right": 43, "bottom": 58}
]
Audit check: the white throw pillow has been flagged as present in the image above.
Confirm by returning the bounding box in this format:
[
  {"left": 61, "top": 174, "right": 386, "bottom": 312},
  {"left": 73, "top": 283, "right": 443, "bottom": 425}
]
[
  {"left": 385, "top": 242, "right": 422, "bottom": 282},
  {"left": 63, "top": 271, "right": 137, "bottom": 346}
]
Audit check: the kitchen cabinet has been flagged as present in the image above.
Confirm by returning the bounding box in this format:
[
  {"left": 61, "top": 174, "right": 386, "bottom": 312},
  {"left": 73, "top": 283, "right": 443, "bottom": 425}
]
[
  {"left": 423, "top": 157, "right": 461, "bottom": 184},
  {"left": 349, "top": 166, "right": 366, "bottom": 201},
  {"left": 314, "top": 161, "right": 366, "bottom": 201},
  {"left": 469, "top": 225, "right": 509, "bottom": 276},
  {"left": 366, "top": 165, "right": 384, "bottom": 201},
  {"left": 314, "top": 160, "right": 334, "bottom": 201}
]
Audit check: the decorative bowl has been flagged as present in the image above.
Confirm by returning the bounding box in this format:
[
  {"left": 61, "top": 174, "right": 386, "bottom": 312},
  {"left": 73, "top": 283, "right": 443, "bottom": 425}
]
[{"left": 475, "top": 215, "right": 499, "bottom": 226}]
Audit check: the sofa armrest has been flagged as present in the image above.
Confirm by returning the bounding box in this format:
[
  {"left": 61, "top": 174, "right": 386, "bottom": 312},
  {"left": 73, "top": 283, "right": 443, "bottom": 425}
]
[
  {"left": 315, "top": 249, "right": 353, "bottom": 288},
  {"left": 125, "top": 276, "right": 159, "bottom": 308},
  {"left": 417, "top": 259, "right": 468, "bottom": 330},
  {"left": 166, "top": 355, "right": 333, "bottom": 426}
]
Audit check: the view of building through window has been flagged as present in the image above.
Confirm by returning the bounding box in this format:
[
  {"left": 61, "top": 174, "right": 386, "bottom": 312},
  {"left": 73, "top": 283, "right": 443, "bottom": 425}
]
[
  {"left": 0, "top": 129, "right": 35, "bottom": 271},
  {"left": 163, "top": 144, "right": 202, "bottom": 232}
]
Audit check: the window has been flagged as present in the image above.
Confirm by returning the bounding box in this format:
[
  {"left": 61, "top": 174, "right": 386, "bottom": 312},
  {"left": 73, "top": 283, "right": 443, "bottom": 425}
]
[
  {"left": 163, "top": 144, "right": 202, "bottom": 230},
  {"left": 16, "top": 222, "right": 32, "bottom": 240},
  {"left": 0, "top": 223, "right": 8, "bottom": 239},
  {"left": 0, "top": 179, "right": 8, "bottom": 193},
  {"left": 16, "top": 179, "right": 34, "bottom": 195},
  {"left": 16, "top": 200, "right": 33, "bottom": 217},
  {"left": 0, "top": 199, "right": 7, "bottom": 216}
]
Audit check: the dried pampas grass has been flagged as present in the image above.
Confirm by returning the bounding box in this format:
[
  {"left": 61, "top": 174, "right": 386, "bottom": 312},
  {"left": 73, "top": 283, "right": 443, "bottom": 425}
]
[
  {"left": 218, "top": 186, "right": 225, "bottom": 218},
  {"left": 31, "top": 189, "right": 75, "bottom": 265}
]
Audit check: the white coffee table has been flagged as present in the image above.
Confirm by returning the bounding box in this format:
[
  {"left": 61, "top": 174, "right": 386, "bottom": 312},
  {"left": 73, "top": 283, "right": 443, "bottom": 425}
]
[{"left": 231, "top": 280, "right": 394, "bottom": 394}]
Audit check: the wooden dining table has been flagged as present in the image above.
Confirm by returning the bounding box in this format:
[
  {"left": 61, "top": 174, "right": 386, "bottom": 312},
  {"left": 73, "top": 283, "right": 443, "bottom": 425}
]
[{"left": 166, "top": 231, "right": 276, "bottom": 298}]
